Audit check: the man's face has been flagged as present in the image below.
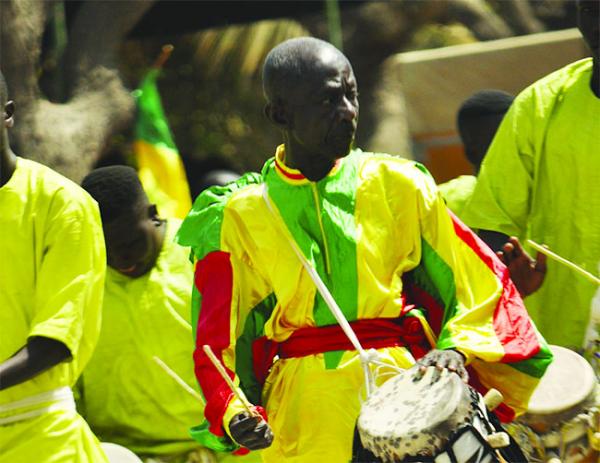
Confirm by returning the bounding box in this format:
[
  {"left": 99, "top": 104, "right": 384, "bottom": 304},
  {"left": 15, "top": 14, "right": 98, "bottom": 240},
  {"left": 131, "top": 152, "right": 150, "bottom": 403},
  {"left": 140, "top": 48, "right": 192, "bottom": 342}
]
[
  {"left": 103, "top": 202, "right": 161, "bottom": 278},
  {"left": 577, "top": 0, "right": 600, "bottom": 62},
  {"left": 284, "top": 49, "right": 359, "bottom": 176}
]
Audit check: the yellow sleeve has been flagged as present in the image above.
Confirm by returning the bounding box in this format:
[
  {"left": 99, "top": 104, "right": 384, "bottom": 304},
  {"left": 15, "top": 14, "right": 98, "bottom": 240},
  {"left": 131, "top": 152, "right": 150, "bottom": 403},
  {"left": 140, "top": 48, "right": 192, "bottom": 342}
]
[{"left": 29, "top": 187, "right": 106, "bottom": 369}]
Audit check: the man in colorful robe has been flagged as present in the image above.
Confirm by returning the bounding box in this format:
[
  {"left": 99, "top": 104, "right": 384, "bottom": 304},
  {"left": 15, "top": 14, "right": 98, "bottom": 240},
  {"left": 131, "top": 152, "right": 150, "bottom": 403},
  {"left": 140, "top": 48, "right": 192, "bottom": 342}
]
[
  {"left": 0, "top": 72, "right": 108, "bottom": 462},
  {"left": 177, "top": 38, "right": 552, "bottom": 463},
  {"left": 463, "top": 0, "right": 600, "bottom": 350}
]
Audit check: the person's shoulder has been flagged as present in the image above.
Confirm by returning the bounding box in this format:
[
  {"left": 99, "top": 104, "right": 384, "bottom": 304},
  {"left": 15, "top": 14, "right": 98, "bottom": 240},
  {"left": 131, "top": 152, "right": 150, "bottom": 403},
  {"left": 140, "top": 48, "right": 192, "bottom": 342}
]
[
  {"left": 18, "top": 158, "right": 98, "bottom": 214},
  {"left": 519, "top": 58, "right": 594, "bottom": 103},
  {"left": 355, "top": 150, "right": 434, "bottom": 186},
  {"left": 176, "top": 171, "right": 263, "bottom": 254}
]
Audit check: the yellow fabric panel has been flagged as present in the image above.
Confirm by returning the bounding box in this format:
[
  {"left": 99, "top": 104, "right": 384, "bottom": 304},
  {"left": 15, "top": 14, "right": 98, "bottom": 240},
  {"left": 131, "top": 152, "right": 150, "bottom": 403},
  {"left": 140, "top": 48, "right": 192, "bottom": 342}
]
[
  {"left": 80, "top": 220, "right": 204, "bottom": 456},
  {"left": 134, "top": 140, "right": 192, "bottom": 220},
  {"left": 220, "top": 184, "right": 317, "bottom": 345},
  {"left": 0, "top": 409, "right": 108, "bottom": 463},
  {"left": 469, "top": 359, "right": 540, "bottom": 417},
  {"left": 463, "top": 59, "right": 600, "bottom": 348},
  {"left": 260, "top": 348, "right": 414, "bottom": 463},
  {"left": 0, "top": 158, "right": 106, "bottom": 461},
  {"left": 354, "top": 156, "right": 422, "bottom": 319}
]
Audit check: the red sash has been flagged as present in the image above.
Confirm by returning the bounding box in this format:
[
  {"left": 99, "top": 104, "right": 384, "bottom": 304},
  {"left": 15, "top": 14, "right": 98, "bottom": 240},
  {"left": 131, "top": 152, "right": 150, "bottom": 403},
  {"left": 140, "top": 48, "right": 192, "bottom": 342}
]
[{"left": 252, "top": 316, "right": 430, "bottom": 384}]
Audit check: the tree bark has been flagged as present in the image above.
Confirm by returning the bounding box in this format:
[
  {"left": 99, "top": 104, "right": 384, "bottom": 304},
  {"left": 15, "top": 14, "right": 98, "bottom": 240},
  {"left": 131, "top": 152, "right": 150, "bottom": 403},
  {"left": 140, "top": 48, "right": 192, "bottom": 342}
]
[{"left": 0, "top": 0, "right": 155, "bottom": 182}]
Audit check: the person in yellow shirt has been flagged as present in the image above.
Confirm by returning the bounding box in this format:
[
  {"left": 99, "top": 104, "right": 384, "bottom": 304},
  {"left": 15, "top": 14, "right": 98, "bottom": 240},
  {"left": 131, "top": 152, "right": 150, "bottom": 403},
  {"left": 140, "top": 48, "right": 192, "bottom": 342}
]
[
  {"left": 79, "top": 165, "right": 215, "bottom": 463},
  {"left": 0, "top": 72, "right": 108, "bottom": 462},
  {"left": 439, "top": 89, "right": 514, "bottom": 223},
  {"left": 463, "top": 0, "right": 600, "bottom": 350}
]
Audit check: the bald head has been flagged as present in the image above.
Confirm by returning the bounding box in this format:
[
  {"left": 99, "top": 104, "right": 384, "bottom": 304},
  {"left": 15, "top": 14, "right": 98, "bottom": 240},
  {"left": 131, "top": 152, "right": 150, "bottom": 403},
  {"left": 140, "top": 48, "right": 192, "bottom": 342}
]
[{"left": 263, "top": 37, "right": 351, "bottom": 104}]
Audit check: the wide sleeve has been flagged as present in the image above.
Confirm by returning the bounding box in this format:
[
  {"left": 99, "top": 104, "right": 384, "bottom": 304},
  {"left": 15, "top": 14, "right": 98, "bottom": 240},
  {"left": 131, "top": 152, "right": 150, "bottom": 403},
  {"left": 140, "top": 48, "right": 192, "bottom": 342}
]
[
  {"left": 461, "top": 90, "right": 537, "bottom": 236},
  {"left": 408, "top": 166, "right": 552, "bottom": 419},
  {"left": 29, "top": 187, "right": 106, "bottom": 371},
  {"left": 176, "top": 173, "right": 270, "bottom": 438}
]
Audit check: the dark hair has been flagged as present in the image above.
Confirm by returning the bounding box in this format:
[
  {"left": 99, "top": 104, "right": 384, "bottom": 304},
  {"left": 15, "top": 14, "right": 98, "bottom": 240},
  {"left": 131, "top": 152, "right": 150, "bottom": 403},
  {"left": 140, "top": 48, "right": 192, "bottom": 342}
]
[
  {"left": 81, "top": 166, "right": 146, "bottom": 223},
  {"left": 457, "top": 89, "right": 514, "bottom": 128}
]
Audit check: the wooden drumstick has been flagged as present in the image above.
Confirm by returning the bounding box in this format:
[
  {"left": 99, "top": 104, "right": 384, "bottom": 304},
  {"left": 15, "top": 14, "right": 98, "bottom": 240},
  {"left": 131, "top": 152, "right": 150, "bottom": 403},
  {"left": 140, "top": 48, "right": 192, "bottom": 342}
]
[
  {"left": 152, "top": 356, "right": 205, "bottom": 404},
  {"left": 526, "top": 239, "right": 600, "bottom": 286},
  {"left": 202, "top": 345, "right": 259, "bottom": 417}
]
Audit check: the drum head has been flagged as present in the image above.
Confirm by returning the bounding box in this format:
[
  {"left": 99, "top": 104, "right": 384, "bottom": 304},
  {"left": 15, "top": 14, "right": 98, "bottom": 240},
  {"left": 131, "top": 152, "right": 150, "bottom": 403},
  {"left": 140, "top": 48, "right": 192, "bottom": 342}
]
[
  {"left": 100, "top": 443, "right": 143, "bottom": 463},
  {"left": 524, "top": 345, "right": 596, "bottom": 423},
  {"left": 358, "top": 367, "right": 475, "bottom": 461}
]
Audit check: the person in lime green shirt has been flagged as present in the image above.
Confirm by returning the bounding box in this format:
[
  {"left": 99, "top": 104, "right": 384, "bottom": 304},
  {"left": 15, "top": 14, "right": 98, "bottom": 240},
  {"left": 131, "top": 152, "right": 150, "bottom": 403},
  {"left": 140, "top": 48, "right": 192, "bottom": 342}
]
[
  {"left": 439, "top": 89, "right": 514, "bottom": 223},
  {"left": 79, "top": 166, "right": 216, "bottom": 463},
  {"left": 0, "top": 72, "right": 108, "bottom": 462},
  {"left": 463, "top": 0, "right": 600, "bottom": 350}
]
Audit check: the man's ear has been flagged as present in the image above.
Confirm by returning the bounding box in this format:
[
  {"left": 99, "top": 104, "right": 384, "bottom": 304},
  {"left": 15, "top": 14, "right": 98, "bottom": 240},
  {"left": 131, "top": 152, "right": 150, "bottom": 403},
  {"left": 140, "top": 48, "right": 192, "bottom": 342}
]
[
  {"left": 148, "top": 204, "right": 161, "bottom": 223},
  {"left": 264, "top": 101, "right": 290, "bottom": 128},
  {"left": 4, "top": 101, "right": 14, "bottom": 128}
]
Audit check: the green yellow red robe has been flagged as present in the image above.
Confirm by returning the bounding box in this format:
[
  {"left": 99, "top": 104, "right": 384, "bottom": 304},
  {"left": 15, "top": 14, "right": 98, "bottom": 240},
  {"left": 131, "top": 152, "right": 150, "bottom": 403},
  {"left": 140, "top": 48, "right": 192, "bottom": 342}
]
[{"left": 177, "top": 146, "right": 552, "bottom": 463}]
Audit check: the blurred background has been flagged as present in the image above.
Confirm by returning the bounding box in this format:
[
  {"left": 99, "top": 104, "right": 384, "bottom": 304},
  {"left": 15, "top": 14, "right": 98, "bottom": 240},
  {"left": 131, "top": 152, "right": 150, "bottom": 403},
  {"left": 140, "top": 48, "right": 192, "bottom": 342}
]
[{"left": 0, "top": 0, "right": 588, "bottom": 201}]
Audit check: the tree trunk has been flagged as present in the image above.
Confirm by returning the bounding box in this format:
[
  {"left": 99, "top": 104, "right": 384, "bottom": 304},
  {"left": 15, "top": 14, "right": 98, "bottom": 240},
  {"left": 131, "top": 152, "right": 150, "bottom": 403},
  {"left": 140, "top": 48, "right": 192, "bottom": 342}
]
[{"left": 0, "top": 0, "right": 155, "bottom": 182}]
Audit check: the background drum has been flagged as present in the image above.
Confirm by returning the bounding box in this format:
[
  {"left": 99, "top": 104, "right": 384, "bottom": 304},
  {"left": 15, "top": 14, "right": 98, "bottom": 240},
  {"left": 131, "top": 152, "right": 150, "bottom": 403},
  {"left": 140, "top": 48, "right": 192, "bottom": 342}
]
[
  {"left": 506, "top": 345, "right": 600, "bottom": 463},
  {"left": 100, "top": 442, "right": 144, "bottom": 463}
]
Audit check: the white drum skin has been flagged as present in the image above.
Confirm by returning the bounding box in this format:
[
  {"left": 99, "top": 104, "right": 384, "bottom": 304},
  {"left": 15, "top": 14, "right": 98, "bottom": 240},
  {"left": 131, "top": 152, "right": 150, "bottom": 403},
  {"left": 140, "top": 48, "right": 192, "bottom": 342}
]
[{"left": 100, "top": 442, "right": 144, "bottom": 463}]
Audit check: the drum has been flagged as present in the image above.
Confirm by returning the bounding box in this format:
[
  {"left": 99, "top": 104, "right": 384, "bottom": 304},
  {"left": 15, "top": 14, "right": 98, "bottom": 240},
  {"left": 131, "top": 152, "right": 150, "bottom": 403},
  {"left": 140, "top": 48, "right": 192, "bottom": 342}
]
[
  {"left": 100, "top": 442, "right": 144, "bottom": 463},
  {"left": 356, "top": 367, "right": 506, "bottom": 462},
  {"left": 506, "top": 345, "right": 600, "bottom": 463}
]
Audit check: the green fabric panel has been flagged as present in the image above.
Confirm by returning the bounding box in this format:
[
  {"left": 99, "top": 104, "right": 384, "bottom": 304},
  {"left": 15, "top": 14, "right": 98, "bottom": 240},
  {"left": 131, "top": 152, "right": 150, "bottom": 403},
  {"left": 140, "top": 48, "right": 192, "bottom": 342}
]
[
  {"left": 409, "top": 237, "right": 459, "bottom": 344},
  {"left": 176, "top": 172, "right": 262, "bottom": 260},
  {"left": 265, "top": 151, "right": 361, "bottom": 369},
  {"left": 191, "top": 286, "right": 201, "bottom": 341},
  {"left": 133, "top": 69, "right": 177, "bottom": 150},
  {"left": 506, "top": 335, "right": 553, "bottom": 379},
  {"left": 189, "top": 421, "right": 238, "bottom": 452},
  {"left": 235, "top": 293, "right": 277, "bottom": 405}
]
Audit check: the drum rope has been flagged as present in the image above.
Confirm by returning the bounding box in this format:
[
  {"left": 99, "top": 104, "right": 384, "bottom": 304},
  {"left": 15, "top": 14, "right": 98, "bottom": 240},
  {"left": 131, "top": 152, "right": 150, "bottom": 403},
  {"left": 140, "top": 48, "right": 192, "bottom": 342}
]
[{"left": 262, "top": 185, "right": 403, "bottom": 396}]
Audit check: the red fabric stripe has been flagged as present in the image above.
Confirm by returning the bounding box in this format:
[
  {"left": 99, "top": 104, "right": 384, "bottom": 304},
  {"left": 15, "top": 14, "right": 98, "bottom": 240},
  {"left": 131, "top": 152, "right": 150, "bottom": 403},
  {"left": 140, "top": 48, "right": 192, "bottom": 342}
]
[
  {"left": 193, "top": 251, "right": 235, "bottom": 436},
  {"left": 449, "top": 211, "right": 540, "bottom": 362},
  {"left": 402, "top": 279, "right": 445, "bottom": 335},
  {"left": 274, "top": 157, "right": 306, "bottom": 180}
]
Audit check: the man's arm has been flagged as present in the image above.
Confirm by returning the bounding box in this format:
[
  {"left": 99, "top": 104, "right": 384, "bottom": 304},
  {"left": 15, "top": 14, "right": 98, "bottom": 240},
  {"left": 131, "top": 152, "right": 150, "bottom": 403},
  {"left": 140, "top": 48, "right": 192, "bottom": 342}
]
[
  {"left": 413, "top": 172, "right": 552, "bottom": 418},
  {"left": 193, "top": 251, "right": 273, "bottom": 450},
  {"left": 0, "top": 337, "right": 71, "bottom": 391}
]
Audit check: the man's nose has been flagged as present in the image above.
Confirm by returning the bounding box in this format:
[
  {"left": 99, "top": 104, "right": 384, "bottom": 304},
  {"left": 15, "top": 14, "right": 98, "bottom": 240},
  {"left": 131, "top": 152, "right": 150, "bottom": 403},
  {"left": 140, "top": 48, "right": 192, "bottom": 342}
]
[{"left": 338, "top": 96, "right": 358, "bottom": 122}]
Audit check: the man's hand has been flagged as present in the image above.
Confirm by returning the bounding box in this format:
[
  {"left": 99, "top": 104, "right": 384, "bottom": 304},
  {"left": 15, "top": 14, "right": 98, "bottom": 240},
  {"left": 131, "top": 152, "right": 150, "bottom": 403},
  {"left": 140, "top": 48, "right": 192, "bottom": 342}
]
[
  {"left": 413, "top": 349, "right": 468, "bottom": 383},
  {"left": 497, "top": 236, "right": 547, "bottom": 297},
  {"left": 228, "top": 411, "right": 274, "bottom": 450}
]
